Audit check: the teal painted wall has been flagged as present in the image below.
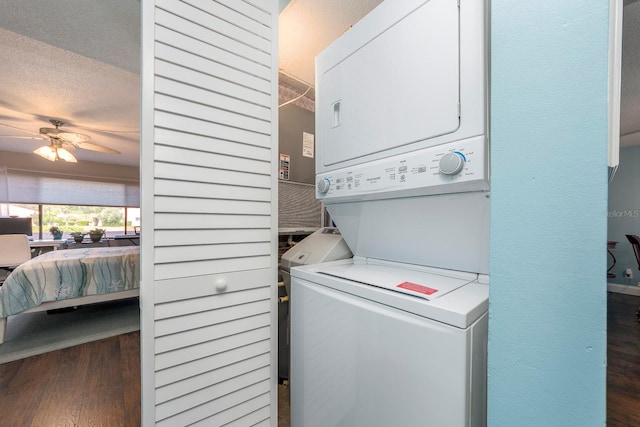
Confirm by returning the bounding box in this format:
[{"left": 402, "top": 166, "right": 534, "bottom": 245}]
[
  {"left": 608, "top": 145, "right": 640, "bottom": 283},
  {"left": 489, "top": 1, "right": 609, "bottom": 425}
]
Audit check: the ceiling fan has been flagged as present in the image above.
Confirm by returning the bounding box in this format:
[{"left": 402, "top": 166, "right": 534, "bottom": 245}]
[
  {"left": 36, "top": 119, "right": 121, "bottom": 162},
  {"left": 1, "top": 119, "right": 121, "bottom": 163}
]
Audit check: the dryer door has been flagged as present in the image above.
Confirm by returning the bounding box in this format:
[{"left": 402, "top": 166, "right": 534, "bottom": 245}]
[{"left": 317, "top": 0, "right": 460, "bottom": 167}]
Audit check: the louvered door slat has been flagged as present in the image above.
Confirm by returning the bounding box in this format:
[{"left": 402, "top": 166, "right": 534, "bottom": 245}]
[
  {"left": 157, "top": 376, "right": 270, "bottom": 425},
  {"left": 155, "top": 94, "right": 271, "bottom": 135},
  {"left": 156, "top": 327, "right": 270, "bottom": 371},
  {"left": 156, "top": 353, "right": 270, "bottom": 404},
  {"left": 155, "top": 77, "right": 270, "bottom": 121},
  {"left": 215, "top": 0, "right": 270, "bottom": 26},
  {"left": 155, "top": 196, "right": 269, "bottom": 215},
  {"left": 157, "top": 312, "right": 270, "bottom": 354},
  {"left": 160, "top": 385, "right": 270, "bottom": 427},
  {"left": 154, "top": 213, "right": 269, "bottom": 229},
  {"left": 157, "top": 364, "right": 269, "bottom": 415},
  {"left": 155, "top": 241, "right": 271, "bottom": 264},
  {"left": 154, "top": 228, "right": 271, "bottom": 247},
  {"left": 190, "top": 397, "right": 270, "bottom": 427},
  {"left": 156, "top": 287, "right": 270, "bottom": 319},
  {"left": 223, "top": 406, "right": 270, "bottom": 427},
  {"left": 155, "top": 256, "right": 271, "bottom": 280},
  {"left": 156, "top": 299, "right": 270, "bottom": 336},
  {"left": 155, "top": 163, "right": 270, "bottom": 188},
  {"left": 155, "top": 61, "right": 270, "bottom": 108},
  {"left": 155, "top": 145, "right": 270, "bottom": 174},
  {"left": 155, "top": 179, "right": 270, "bottom": 201},
  {"left": 157, "top": 0, "right": 270, "bottom": 52},
  {"left": 156, "top": 339, "right": 270, "bottom": 387},
  {"left": 155, "top": 128, "right": 270, "bottom": 160},
  {"left": 141, "top": 0, "right": 277, "bottom": 424},
  {"left": 154, "top": 42, "right": 270, "bottom": 94},
  {"left": 182, "top": 0, "right": 271, "bottom": 40},
  {"left": 154, "top": 258, "right": 272, "bottom": 280},
  {"left": 154, "top": 111, "right": 270, "bottom": 148},
  {"left": 155, "top": 8, "right": 270, "bottom": 69}
]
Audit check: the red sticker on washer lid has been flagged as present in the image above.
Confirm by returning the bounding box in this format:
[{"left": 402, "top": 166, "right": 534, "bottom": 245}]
[{"left": 397, "top": 282, "right": 438, "bottom": 295}]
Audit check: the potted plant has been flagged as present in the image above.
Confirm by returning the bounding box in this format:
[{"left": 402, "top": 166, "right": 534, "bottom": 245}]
[
  {"left": 49, "top": 226, "right": 63, "bottom": 240},
  {"left": 69, "top": 231, "right": 86, "bottom": 243},
  {"left": 88, "top": 228, "right": 105, "bottom": 243}
]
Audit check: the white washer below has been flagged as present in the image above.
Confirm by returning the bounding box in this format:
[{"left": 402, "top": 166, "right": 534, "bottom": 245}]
[{"left": 290, "top": 259, "right": 488, "bottom": 427}]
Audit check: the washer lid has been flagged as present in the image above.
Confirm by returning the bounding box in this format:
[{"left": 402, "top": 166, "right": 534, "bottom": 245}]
[{"left": 317, "top": 262, "right": 473, "bottom": 301}]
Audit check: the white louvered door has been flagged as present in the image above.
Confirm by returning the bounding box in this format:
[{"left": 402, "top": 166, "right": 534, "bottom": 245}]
[{"left": 140, "top": 1, "right": 278, "bottom": 425}]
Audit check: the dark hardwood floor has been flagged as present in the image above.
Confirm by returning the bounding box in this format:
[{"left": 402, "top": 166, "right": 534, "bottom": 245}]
[
  {"left": 0, "top": 293, "right": 636, "bottom": 426},
  {"left": 0, "top": 331, "right": 140, "bottom": 427},
  {"left": 608, "top": 292, "right": 640, "bottom": 426}
]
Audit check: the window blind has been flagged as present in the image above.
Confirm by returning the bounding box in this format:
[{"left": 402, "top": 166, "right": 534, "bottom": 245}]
[{"left": 4, "top": 168, "right": 140, "bottom": 207}]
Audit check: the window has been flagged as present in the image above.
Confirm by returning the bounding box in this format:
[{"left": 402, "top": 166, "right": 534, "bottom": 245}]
[{"left": 9, "top": 203, "right": 139, "bottom": 239}]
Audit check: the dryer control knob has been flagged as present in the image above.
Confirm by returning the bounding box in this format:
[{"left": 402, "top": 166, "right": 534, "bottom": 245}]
[
  {"left": 317, "top": 178, "right": 331, "bottom": 194},
  {"left": 439, "top": 152, "right": 465, "bottom": 175}
]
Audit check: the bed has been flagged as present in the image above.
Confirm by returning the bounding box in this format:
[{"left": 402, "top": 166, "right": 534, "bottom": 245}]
[{"left": 0, "top": 246, "right": 140, "bottom": 343}]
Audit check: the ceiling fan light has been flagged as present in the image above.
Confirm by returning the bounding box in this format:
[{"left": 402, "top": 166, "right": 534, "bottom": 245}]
[
  {"left": 33, "top": 145, "right": 57, "bottom": 161},
  {"left": 34, "top": 145, "right": 77, "bottom": 162},
  {"left": 57, "top": 147, "right": 77, "bottom": 162}
]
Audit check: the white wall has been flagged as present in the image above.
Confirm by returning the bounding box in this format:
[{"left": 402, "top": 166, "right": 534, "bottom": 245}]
[{"left": 0, "top": 150, "right": 139, "bottom": 183}]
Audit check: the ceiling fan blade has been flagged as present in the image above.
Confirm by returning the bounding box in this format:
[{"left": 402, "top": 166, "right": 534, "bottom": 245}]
[
  {"left": 3, "top": 119, "right": 120, "bottom": 158},
  {"left": 0, "top": 135, "right": 47, "bottom": 140},
  {"left": 40, "top": 128, "right": 91, "bottom": 144},
  {"left": 0, "top": 122, "right": 43, "bottom": 137},
  {"left": 57, "top": 131, "right": 91, "bottom": 144},
  {"left": 76, "top": 141, "right": 121, "bottom": 154},
  {"left": 74, "top": 124, "right": 140, "bottom": 135}
]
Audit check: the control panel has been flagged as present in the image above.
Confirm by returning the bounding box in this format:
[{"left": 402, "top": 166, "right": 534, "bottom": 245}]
[{"left": 316, "top": 136, "right": 487, "bottom": 201}]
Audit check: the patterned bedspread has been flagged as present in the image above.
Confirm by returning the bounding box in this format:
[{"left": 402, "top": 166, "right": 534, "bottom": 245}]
[{"left": 0, "top": 246, "right": 139, "bottom": 318}]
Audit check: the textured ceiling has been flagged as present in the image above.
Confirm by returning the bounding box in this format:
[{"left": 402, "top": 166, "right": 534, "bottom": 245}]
[
  {"left": 0, "top": 0, "right": 140, "bottom": 166},
  {"left": 0, "top": 0, "right": 383, "bottom": 167},
  {"left": 0, "top": 0, "right": 140, "bottom": 74},
  {"left": 0, "top": 0, "right": 637, "bottom": 168}
]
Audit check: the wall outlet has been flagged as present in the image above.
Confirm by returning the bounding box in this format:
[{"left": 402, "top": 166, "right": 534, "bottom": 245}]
[{"left": 625, "top": 268, "right": 633, "bottom": 279}]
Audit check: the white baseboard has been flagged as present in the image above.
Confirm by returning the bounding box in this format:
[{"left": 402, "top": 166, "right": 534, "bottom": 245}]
[{"left": 608, "top": 282, "right": 640, "bottom": 296}]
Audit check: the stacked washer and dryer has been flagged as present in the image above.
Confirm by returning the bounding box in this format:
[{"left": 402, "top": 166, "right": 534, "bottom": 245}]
[{"left": 289, "top": 0, "right": 490, "bottom": 426}]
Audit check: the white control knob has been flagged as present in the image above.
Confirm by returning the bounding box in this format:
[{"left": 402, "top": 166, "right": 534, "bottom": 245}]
[
  {"left": 439, "top": 152, "right": 465, "bottom": 175},
  {"left": 317, "top": 178, "right": 331, "bottom": 194}
]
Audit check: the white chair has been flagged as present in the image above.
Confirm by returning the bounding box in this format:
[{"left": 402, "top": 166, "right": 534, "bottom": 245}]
[{"left": 0, "top": 234, "right": 32, "bottom": 283}]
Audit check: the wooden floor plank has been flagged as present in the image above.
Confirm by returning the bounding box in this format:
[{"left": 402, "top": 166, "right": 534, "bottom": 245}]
[
  {"left": 0, "top": 358, "right": 22, "bottom": 390},
  {"left": 0, "top": 294, "right": 638, "bottom": 425},
  {"left": 120, "top": 332, "right": 141, "bottom": 426},
  {"left": 77, "top": 335, "right": 127, "bottom": 426},
  {"left": 0, "top": 352, "right": 62, "bottom": 426},
  {"left": 29, "top": 342, "right": 92, "bottom": 426},
  {"left": 607, "top": 292, "right": 640, "bottom": 427},
  {"left": 0, "top": 332, "right": 140, "bottom": 426}
]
